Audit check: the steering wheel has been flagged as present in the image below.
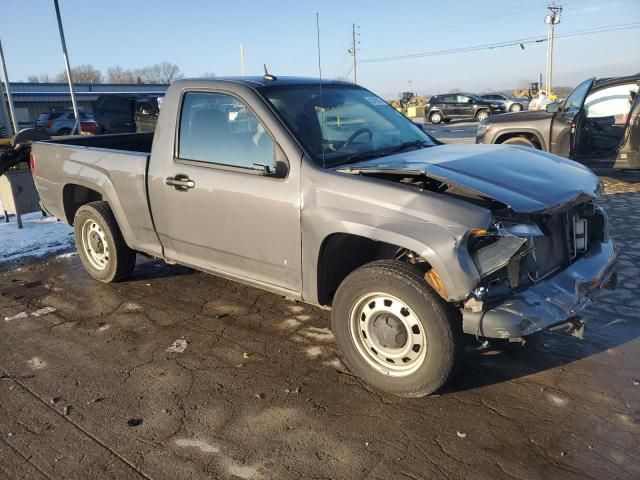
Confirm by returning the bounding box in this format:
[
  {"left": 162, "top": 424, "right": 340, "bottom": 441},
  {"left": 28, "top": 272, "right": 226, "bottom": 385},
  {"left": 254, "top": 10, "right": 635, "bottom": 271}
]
[{"left": 340, "top": 128, "right": 373, "bottom": 150}]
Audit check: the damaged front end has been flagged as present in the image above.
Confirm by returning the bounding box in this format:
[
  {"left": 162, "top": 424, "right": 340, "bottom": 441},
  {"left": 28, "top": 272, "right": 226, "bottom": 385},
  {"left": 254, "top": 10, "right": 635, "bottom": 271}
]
[{"left": 462, "top": 201, "right": 617, "bottom": 340}]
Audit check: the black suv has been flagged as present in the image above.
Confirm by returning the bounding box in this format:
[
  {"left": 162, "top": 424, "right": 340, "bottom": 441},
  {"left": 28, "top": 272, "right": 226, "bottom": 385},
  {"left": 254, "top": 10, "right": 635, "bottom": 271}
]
[{"left": 425, "top": 93, "right": 505, "bottom": 124}]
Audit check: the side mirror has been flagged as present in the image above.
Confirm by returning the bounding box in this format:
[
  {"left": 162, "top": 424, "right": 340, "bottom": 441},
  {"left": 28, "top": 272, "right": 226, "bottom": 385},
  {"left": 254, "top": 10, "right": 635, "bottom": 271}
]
[
  {"left": 546, "top": 102, "right": 560, "bottom": 113},
  {"left": 273, "top": 143, "right": 289, "bottom": 178}
]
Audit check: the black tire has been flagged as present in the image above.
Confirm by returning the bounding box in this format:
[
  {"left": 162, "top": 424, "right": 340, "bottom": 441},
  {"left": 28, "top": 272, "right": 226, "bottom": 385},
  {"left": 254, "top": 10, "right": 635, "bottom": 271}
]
[
  {"left": 475, "top": 110, "right": 490, "bottom": 121},
  {"left": 501, "top": 136, "right": 537, "bottom": 148},
  {"left": 73, "top": 201, "right": 136, "bottom": 283},
  {"left": 429, "top": 111, "right": 443, "bottom": 124},
  {"left": 57, "top": 128, "right": 72, "bottom": 136},
  {"left": 331, "top": 260, "right": 461, "bottom": 397}
]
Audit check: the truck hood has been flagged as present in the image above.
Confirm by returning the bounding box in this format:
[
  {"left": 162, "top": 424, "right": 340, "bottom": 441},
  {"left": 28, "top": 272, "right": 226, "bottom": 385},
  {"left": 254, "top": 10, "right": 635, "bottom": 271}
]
[
  {"left": 484, "top": 109, "right": 552, "bottom": 124},
  {"left": 336, "top": 144, "right": 600, "bottom": 213}
]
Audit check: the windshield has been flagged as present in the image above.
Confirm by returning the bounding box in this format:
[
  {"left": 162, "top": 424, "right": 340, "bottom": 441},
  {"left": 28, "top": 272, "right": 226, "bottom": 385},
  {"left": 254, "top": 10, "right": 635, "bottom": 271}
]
[{"left": 259, "top": 83, "right": 436, "bottom": 167}]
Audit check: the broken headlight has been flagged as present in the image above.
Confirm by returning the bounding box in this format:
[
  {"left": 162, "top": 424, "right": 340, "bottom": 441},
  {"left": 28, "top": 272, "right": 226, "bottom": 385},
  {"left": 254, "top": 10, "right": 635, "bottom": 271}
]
[{"left": 468, "top": 223, "right": 543, "bottom": 278}]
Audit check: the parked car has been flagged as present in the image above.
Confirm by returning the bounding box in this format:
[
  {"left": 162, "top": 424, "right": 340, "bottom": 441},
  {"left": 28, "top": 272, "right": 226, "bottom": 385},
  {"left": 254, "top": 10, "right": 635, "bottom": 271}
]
[
  {"left": 477, "top": 74, "right": 640, "bottom": 169},
  {"left": 35, "top": 111, "right": 97, "bottom": 135},
  {"left": 424, "top": 93, "right": 505, "bottom": 124},
  {"left": 30, "top": 76, "right": 617, "bottom": 397},
  {"left": 481, "top": 93, "right": 530, "bottom": 112},
  {"left": 93, "top": 94, "right": 161, "bottom": 134}
]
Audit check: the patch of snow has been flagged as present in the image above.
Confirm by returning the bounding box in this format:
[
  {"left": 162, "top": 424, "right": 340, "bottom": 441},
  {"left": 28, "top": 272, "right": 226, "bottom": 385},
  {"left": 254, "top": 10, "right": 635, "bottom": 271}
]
[
  {"left": 27, "top": 357, "right": 47, "bottom": 369},
  {"left": 0, "top": 212, "right": 75, "bottom": 269},
  {"left": 4, "top": 311, "right": 28, "bottom": 321},
  {"left": 31, "top": 306, "right": 57, "bottom": 317},
  {"left": 175, "top": 438, "right": 219, "bottom": 454},
  {"left": 167, "top": 338, "right": 188, "bottom": 353}
]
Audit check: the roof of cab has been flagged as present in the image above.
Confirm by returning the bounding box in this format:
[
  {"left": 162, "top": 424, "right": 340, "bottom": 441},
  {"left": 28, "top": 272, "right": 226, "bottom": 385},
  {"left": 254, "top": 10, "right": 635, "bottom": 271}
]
[{"left": 174, "top": 76, "right": 354, "bottom": 88}]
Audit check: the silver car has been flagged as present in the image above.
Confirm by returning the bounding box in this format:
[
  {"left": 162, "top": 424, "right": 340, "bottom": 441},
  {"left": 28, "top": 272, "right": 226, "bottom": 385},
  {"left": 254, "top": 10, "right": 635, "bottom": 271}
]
[
  {"left": 481, "top": 93, "right": 530, "bottom": 112},
  {"left": 35, "top": 111, "right": 97, "bottom": 135}
]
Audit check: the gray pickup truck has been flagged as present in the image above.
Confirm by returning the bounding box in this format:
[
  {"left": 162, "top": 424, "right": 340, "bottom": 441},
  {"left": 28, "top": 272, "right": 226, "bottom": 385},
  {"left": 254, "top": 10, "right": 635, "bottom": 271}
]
[{"left": 31, "top": 76, "right": 617, "bottom": 397}]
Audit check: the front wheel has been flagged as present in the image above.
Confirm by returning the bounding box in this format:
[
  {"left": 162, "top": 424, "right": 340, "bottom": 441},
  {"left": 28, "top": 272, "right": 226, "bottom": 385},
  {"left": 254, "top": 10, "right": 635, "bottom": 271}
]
[
  {"left": 331, "top": 260, "right": 461, "bottom": 397},
  {"left": 510, "top": 103, "right": 523, "bottom": 112},
  {"left": 74, "top": 201, "right": 136, "bottom": 283},
  {"left": 475, "top": 110, "right": 490, "bottom": 121},
  {"left": 429, "top": 111, "right": 443, "bottom": 124}
]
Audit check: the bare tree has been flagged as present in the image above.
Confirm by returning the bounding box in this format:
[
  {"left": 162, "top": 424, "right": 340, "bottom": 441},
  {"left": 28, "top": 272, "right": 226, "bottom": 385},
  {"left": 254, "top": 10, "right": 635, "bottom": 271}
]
[
  {"left": 106, "top": 66, "right": 137, "bottom": 83},
  {"left": 105, "top": 62, "right": 182, "bottom": 84},
  {"left": 55, "top": 64, "right": 103, "bottom": 83},
  {"left": 27, "top": 73, "right": 53, "bottom": 83},
  {"left": 156, "top": 62, "right": 182, "bottom": 83}
]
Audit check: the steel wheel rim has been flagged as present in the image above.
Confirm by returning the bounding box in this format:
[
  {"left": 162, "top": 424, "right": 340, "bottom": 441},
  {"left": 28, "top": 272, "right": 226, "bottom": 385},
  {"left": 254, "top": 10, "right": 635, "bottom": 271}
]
[
  {"left": 349, "top": 292, "right": 427, "bottom": 377},
  {"left": 511, "top": 104, "right": 521, "bottom": 112},
  {"left": 478, "top": 112, "right": 488, "bottom": 121},
  {"left": 431, "top": 113, "right": 441, "bottom": 123},
  {"left": 81, "top": 219, "right": 109, "bottom": 271}
]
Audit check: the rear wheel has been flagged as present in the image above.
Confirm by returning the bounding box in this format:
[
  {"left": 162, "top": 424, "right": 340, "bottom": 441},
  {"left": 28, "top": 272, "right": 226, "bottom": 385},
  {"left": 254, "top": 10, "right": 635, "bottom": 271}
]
[
  {"left": 475, "top": 110, "right": 490, "bottom": 122},
  {"left": 331, "top": 260, "right": 461, "bottom": 397},
  {"left": 74, "top": 201, "right": 136, "bottom": 283},
  {"left": 502, "top": 136, "right": 536, "bottom": 148},
  {"left": 57, "top": 128, "right": 72, "bottom": 136},
  {"left": 429, "top": 111, "right": 443, "bottom": 124}
]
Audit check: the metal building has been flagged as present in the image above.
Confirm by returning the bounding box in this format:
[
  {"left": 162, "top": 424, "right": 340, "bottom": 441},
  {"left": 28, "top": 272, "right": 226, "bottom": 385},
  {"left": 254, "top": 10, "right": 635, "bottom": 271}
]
[{"left": 0, "top": 82, "right": 168, "bottom": 133}]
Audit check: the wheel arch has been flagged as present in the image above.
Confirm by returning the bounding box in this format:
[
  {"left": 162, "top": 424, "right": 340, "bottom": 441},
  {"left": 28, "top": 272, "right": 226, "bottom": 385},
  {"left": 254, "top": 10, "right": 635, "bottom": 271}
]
[
  {"left": 495, "top": 129, "right": 546, "bottom": 150},
  {"left": 315, "top": 230, "right": 466, "bottom": 307},
  {"left": 61, "top": 181, "right": 136, "bottom": 250}
]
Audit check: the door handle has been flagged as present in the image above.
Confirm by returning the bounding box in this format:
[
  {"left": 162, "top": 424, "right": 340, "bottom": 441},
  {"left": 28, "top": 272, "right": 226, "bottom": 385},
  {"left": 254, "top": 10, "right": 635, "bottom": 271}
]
[{"left": 166, "top": 174, "right": 195, "bottom": 191}]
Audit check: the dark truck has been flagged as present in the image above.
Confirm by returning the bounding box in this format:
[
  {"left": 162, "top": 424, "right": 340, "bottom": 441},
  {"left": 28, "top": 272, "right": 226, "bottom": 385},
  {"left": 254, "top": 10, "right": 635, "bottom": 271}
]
[
  {"left": 477, "top": 75, "right": 640, "bottom": 169},
  {"left": 30, "top": 76, "right": 617, "bottom": 397},
  {"left": 93, "top": 94, "right": 163, "bottom": 134}
]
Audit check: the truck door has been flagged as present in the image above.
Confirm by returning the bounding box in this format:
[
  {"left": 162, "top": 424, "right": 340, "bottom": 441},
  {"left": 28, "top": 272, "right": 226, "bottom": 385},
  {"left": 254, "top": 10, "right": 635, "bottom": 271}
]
[
  {"left": 549, "top": 78, "right": 594, "bottom": 157},
  {"left": 148, "top": 90, "right": 302, "bottom": 293},
  {"left": 615, "top": 89, "right": 640, "bottom": 169}
]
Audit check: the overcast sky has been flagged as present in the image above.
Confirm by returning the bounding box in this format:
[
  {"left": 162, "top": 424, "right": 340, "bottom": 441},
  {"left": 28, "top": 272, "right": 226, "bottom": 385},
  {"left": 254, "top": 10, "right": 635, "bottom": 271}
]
[{"left": 1, "top": 0, "right": 639, "bottom": 98}]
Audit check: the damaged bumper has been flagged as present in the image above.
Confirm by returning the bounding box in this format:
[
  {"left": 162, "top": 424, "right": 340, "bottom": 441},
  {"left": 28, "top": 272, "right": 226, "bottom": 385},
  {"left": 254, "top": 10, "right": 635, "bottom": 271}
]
[{"left": 462, "top": 239, "right": 617, "bottom": 339}]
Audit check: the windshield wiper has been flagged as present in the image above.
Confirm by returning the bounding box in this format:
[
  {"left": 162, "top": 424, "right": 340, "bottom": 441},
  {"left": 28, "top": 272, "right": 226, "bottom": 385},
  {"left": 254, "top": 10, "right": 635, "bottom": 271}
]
[{"left": 344, "top": 140, "right": 430, "bottom": 164}]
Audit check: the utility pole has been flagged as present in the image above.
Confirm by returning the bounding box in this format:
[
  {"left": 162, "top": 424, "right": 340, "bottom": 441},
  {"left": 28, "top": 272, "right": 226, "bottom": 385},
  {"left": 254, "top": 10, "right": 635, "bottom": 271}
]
[
  {"left": 240, "top": 42, "right": 246, "bottom": 76},
  {"left": 53, "top": 0, "right": 81, "bottom": 134},
  {"left": 348, "top": 23, "right": 359, "bottom": 84},
  {"left": 544, "top": 5, "right": 562, "bottom": 94},
  {"left": 0, "top": 36, "right": 18, "bottom": 136}
]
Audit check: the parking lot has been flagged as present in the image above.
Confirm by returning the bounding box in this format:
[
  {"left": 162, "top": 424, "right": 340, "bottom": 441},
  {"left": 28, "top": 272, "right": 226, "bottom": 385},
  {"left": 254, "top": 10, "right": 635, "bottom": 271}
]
[{"left": 1, "top": 172, "right": 639, "bottom": 480}]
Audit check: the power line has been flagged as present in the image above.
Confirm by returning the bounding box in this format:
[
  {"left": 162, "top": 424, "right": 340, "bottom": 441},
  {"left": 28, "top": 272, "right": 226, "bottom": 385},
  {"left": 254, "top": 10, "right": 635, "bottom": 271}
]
[{"left": 359, "top": 23, "right": 640, "bottom": 64}]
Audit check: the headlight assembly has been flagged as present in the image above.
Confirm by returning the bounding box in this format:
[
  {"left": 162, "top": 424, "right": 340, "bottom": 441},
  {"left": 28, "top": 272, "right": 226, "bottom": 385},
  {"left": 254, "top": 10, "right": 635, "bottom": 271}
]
[{"left": 468, "top": 223, "right": 541, "bottom": 279}]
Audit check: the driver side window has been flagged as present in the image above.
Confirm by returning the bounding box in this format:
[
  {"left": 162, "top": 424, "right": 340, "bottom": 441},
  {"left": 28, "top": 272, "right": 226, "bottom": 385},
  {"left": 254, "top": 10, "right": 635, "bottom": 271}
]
[{"left": 178, "top": 92, "right": 275, "bottom": 170}]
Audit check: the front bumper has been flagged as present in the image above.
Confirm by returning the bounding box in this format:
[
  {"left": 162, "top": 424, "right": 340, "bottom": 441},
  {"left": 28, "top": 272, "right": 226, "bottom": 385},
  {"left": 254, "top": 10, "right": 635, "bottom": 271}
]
[{"left": 462, "top": 239, "right": 617, "bottom": 339}]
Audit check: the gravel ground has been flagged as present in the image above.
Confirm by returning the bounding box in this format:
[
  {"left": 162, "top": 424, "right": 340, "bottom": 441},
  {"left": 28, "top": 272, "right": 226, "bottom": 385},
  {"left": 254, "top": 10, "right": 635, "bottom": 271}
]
[{"left": 0, "top": 174, "right": 639, "bottom": 480}]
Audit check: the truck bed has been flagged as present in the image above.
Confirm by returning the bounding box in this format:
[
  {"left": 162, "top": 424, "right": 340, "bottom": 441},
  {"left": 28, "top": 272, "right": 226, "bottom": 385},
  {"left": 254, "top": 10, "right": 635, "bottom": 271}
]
[
  {"left": 50, "top": 132, "right": 154, "bottom": 153},
  {"left": 31, "top": 132, "right": 163, "bottom": 257}
]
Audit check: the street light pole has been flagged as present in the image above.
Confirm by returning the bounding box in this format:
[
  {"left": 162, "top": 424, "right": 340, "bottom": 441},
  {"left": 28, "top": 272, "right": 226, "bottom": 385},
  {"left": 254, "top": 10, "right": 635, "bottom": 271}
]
[
  {"left": 240, "top": 42, "right": 246, "bottom": 76},
  {"left": 348, "top": 23, "right": 359, "bottom": 84},
  {"left": 544, "top": 5, "right": 562, "bottom": 94},
  {"left": 0, "top": 36, "right": 18, "bottom": 136},
  {"left": 53, "top": 0, "right": 81, "bottom": 134}
]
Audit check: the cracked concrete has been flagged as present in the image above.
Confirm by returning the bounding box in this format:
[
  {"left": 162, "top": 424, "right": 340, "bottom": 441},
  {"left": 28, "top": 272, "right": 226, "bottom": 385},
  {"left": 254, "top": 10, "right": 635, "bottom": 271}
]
[{"left": 0, "top": 172, "right": 639, "bottom": 479}]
